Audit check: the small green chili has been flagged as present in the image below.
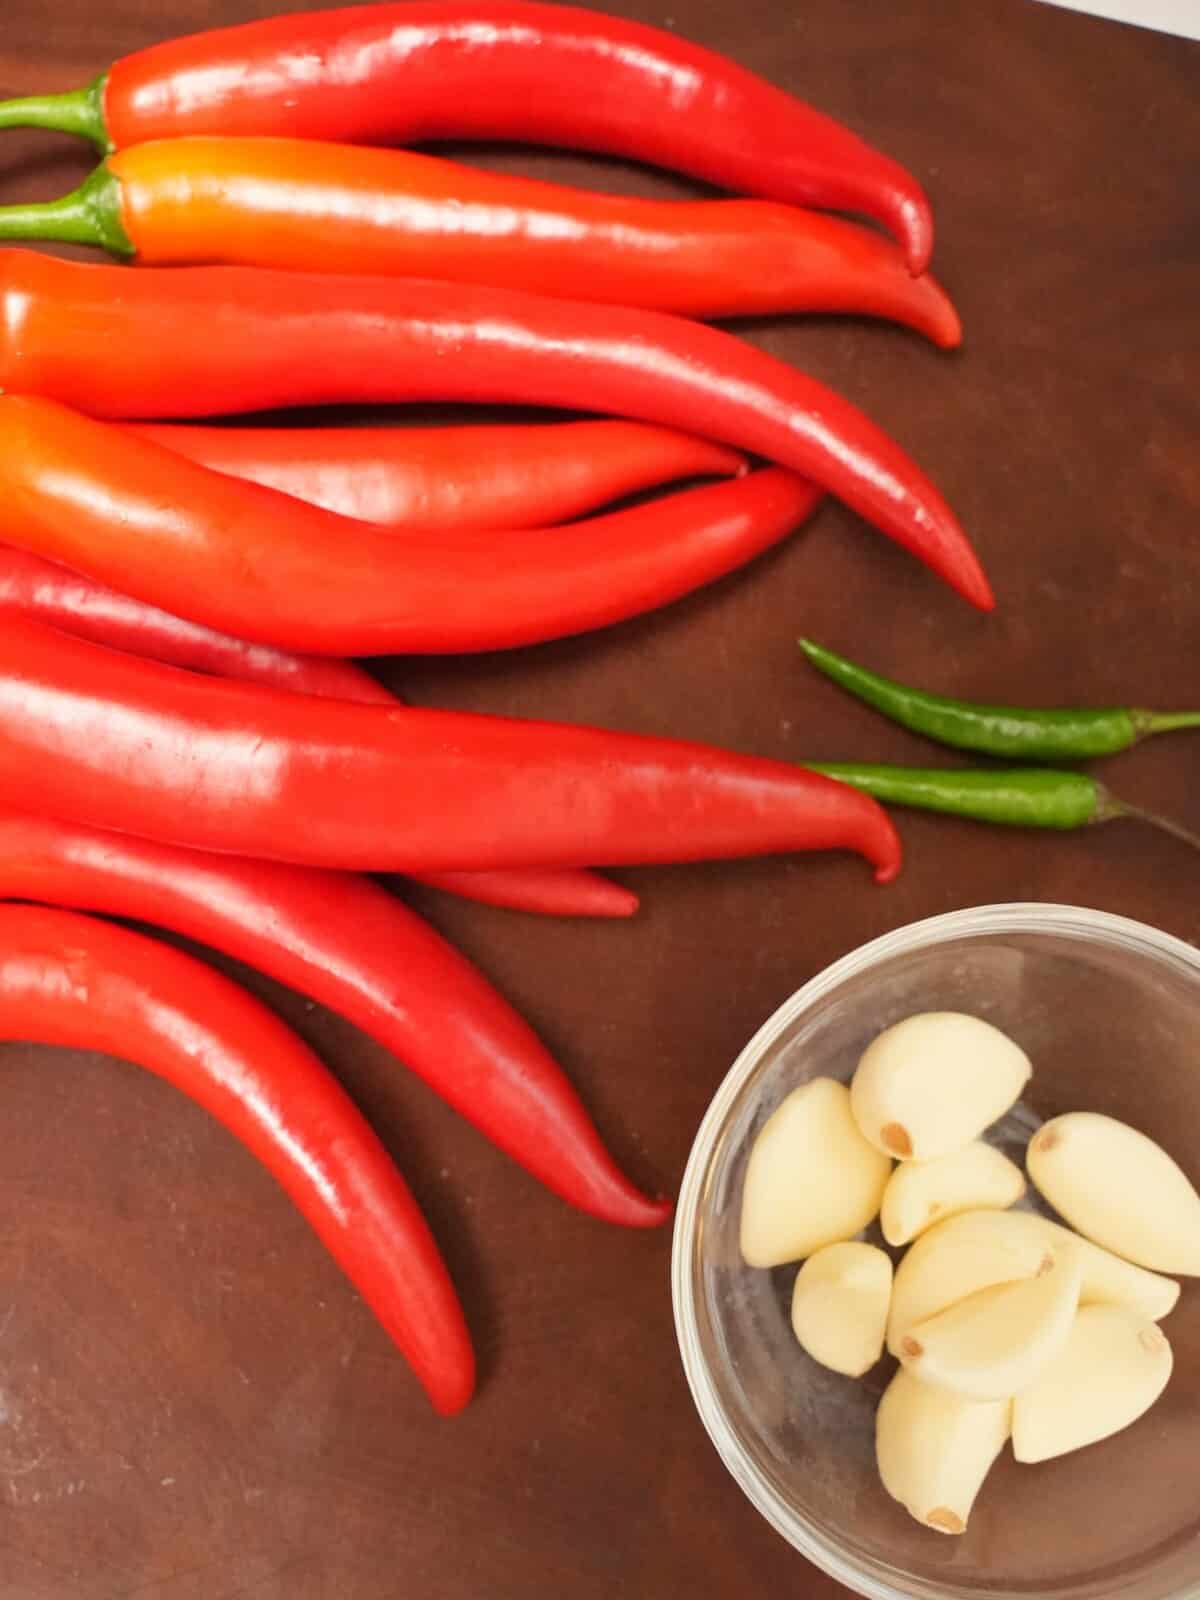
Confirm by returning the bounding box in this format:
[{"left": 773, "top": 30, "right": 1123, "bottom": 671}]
[
  {"left": 811, "top": 763, "right": 1200, "bottom": 852},
  {"left": 800, "top": 639, "right": 1200, "bottom": 761}
]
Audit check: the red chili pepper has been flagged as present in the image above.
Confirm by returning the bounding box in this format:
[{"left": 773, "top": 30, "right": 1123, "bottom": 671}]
[
  {"left": 0, "top": 140, "right": 960, "bottom": 345},
  {"left": 0, "top": 901, "right": 474, "bottom": 1414},
  {"left": 0, "top": 2, "right": 935, "bottom": 271},
  {"left": 0, "top": 545, "right": 637, "bottom": 922},
  {"left": 0, "top": 615, "right": 902, "bottom": 879},
  {"left": 0, "top": 396, "right": 823, "bottom": 655},
  {"left": 0, "top": 808, "right": 665, "bottom": 1227},
  {"left": 0, "top": 256, "right": 991, "bottom": 608},
  {"left": 132, "top": 418, "right": 745, "bottom": 532}
]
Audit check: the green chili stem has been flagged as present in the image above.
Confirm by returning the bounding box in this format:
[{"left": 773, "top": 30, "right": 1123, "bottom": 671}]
[
  {"left": 1101, "top": 798, "right": 1200, "bottom": 855},
  {"left": 0, "top": 165, "right": 132, "bottom": 256},
  {"left": 0, "top": 77, "right": 109, "bottom": 151},
  {"left": 1133, "top": 710, "right": 1200, "bottom": 740}
]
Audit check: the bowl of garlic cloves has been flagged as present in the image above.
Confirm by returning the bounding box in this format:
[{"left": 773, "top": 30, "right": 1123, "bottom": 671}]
[{"left": 672, "top": 904, "right": 1200, "bottom": 1600}]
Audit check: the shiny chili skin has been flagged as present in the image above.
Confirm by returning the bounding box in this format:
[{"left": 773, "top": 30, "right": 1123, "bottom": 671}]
[
  {"left": 0, "top": 398, "right": 823, "bottom": 655},
  {"left": 0, "top": 2, "right": 934, "bottom": 270},
  {"left": 0, "top": 809, "right": 665, "bottom": 1225},
  {"left": 0, "top": 616, "right": 902, "bottom": 879},
  {"left": 0, "top": 902, "right": 474, "bottom": 1415},
  {"left": 800, "top": 638, "right": 1200, "bottom": 761},
  {"left": 6, "top": 141, "right": 959, "bottom": 344},
  {"left": 0, "top": 545, "right": 636, "bottom": 922},
  {"left": 134, "top": 418, "right": 744, "bottom": 532},
  {"left": 0, "top": 256, "right": 990, "bottom": 608}
]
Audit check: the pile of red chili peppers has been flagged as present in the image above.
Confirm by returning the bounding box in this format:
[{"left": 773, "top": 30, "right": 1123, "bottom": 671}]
[{"left": 0, "top": 1, "right": 985, "bottom": 1415}]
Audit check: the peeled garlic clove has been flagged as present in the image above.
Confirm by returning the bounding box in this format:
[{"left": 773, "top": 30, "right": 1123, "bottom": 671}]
[
  {"left": 1067, "top": 1231, "right": 1180, "bottom": 1321},
  {"left": 899, "top": 1242, "right": 1081, "bottom": 1402},
  {"left": 876, "top": 1367, "right": 1010, "bottom": 1535},
  {"left": 934, "top": 1208, "right": 1180, "bottom": 1322},
  {"left": 888, "top": 1209, "right": 1054, "bottom": 1356},
  {"left": 739, "top": 1078, "right": 892, "bottom": 1268},
  {"left": 1027, "top": 1112, "right": 1200, "bottom": 1275},
  {"left": 1016, "top": 1216, "right": 1180, "bottom": 1321},
  {"left": 881, "top": 1141, "right": 1026, "bottom": 1247},
  {"left": 850, "top": 1012, "right": 1031, "bottom": 1161},
  {"left": 1013, "top": 1305, "right": 1173, "bottom": 1463},
  {"left": 791, "top": 1242, "right": 893, "bottom": 1377}
]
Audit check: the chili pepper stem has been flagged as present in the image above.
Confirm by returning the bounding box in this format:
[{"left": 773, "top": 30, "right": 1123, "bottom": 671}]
[
  {"left": 0, "top": 76, "right": 109, "bottom": 150},
  {"left": 1095, "top": 788, "right": 1200, "bottom": 854},
  {"left": 0, "top": 165, "right": 131, "bottom": 255},
  {"left": 1132, "top": 709, "right": 1200, "bottom": 741}
]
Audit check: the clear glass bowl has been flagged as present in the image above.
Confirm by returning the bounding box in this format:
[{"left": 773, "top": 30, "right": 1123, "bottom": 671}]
[{"left": 672, "top": 904, "right": 1200, "bottom": 1600}]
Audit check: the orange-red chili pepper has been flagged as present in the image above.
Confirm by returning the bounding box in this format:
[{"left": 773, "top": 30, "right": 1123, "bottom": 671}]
[
  {"left": 0, "top": 140, "right": 960, "bottom": 344},
  {"left": 0, "top": 396, "right": 823, "bottom": 656},
  {"left": 0, "top": 615, "right": 902, "bottom": 879},
  {"left": 0, "top": 544, "right": 638, "bottom": 922},
  {"left": 0, "top": 809, "right": 666, "bottom": 1226},
  {"left": 0, "top": 902, "right": 474, "bottom": 1415},
  {"left": 0, "top": 1, "right": 936, "bottom": 271},
  {"left": 0, "top": 257, "right": 991, "bottom": 608},
  {"left": 132, "top": 418, "right": 744, "bottom": 532}
]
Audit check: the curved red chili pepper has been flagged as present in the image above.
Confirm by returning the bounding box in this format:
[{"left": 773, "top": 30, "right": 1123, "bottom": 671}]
[
  {"left": 0, "top": 901, "right": 474, "bottom": 1415},
  {"left": 1, "top": 140, "right": 959, "bottom": 345},
  {"left": 0, "top": 257, "right": 991, "bottom": 608},
  {"left": 132, "top": 418, "right": 745, "bottom": 531},
  {"left": 0, "top": 615, "right": 902, "bottom": 880},
  {"left": 0, "top": 2, "right": 935, "bottom": 270},
  {"left": 0, "top": 809, "right": 666, "bottom": 1227},
  {"left": 0, "top": 545, "right": 637, "bottom": 922},
  {"left": 0, "top": 397, "right": 823, "bottom": 654}
]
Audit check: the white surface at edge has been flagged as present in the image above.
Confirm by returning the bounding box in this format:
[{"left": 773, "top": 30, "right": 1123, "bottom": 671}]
[{"left": 1033, "top": 0, "right": 1200, "bottom": 41}]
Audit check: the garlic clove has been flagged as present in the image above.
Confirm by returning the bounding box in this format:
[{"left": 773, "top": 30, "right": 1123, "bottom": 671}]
[
  {"left": 1027, "top": 1112, "right": 1200, "bottom": 1276},
  {"left": 1067, "top": 1231, "right": 1180, "bottom": 1320},
  {"left": 881, "top": 1141, "right": 1026, "bottom": 1247},
  {"left": 850, "top": 1012, "right": 1032, "bottom": 1161},
  {"left": 888, "top": 1209, "right": 1054, "bottom": 1357},
  {"left": 876, "top": 1367, "right": 1010, "bottom": 1535},
  {"left": 898, "top": 1242, "right": 1082, "bottom": 1402},
  {"left": 739, "top": 1078, "right": 892, "bottom": 1268},
  {"left": 790, "top": 1242, "right": 893, "bottom": 1377},
  {"left": 1013, "top": 1305, "right": 1173, "bottom": 1463}
]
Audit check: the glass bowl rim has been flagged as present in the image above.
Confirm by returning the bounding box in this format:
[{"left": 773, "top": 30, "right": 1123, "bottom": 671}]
[{"left": 670, "top": 901, "right": 1200, "bottom": 1600}]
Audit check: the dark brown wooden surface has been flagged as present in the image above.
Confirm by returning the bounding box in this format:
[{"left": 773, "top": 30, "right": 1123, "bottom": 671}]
[{"left": 0, "top": 1, "right": 1197, "bottom": 1594}]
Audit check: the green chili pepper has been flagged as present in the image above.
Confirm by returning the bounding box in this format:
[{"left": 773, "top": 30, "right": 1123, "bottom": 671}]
[
  {"left": 800, "top": 639, "right": 1200, "bottom": 761},
  {"left": 811, "top": 763, "right": 1200, "bottom": 851}
]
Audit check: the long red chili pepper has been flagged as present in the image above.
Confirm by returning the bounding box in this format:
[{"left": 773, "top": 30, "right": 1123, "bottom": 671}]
[
  {"left": 0, "top": 546, "right": 636, "bottom": 922},
  {"left": 0, "top": 809, "right": 665, "bottom": 1227},
  {"left": 0, "top": 2, "right": 936, "bottom": 271},
  {"left": 0, "top": 901, "right": 474, "bottom": 1414},
  {"left": 0, "top": 615, "right": 902, "bottom": 879},
  {"left": 133, "top": 419, "right": 744, "bottom": 532},
  {"left": 0, "top": 397, "right": 823, "bottom": 655},
  {"left": 0, "top": 256, "right": 990, "bottom": 607},
  {"left": 0, "top": 140, "right": 960, "bottom": 345}
]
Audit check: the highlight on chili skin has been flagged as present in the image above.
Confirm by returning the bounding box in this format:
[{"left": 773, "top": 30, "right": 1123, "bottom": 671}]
[
  {"left": 0, "top": 0, "right": 936, "bottom": 269},
  {"left": 0, "top": 139, "right": 961, "bottom": 343},
  {"left": 0, "top": 273, "right": 992, "bottom": 608}
]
